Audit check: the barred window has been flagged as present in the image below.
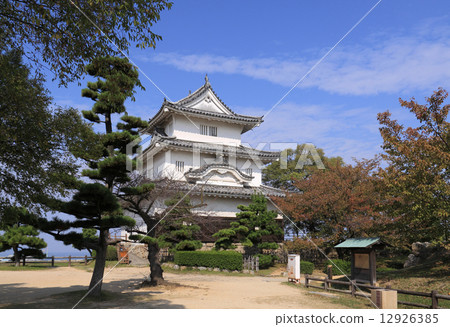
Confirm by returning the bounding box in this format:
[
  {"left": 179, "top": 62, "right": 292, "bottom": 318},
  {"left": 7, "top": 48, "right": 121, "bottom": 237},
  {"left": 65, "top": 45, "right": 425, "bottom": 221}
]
[
  {"left": 209, "top": 126, "right": 217, "bottom": 137},
  {"left": 246, "top": 168, "right": 253, "bottom": 176},
  {"left": 200, "top": 125, "right": 217, "bottom": 136},
  {"left": 176, "top": 161, "right": 184, "bottom": 172}
]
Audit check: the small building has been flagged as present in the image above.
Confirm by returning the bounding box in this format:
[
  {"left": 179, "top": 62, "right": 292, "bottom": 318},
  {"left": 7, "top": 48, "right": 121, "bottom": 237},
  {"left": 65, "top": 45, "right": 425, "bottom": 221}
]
[{"left": 335, "top": 237, "right": 386, "bottom": 285}]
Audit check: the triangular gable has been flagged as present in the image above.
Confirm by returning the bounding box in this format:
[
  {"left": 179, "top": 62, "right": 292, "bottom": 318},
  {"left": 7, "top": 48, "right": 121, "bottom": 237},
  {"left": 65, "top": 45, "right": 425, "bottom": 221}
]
[{"left": 174, "top": 75, "right": 235, "bottom": 116}]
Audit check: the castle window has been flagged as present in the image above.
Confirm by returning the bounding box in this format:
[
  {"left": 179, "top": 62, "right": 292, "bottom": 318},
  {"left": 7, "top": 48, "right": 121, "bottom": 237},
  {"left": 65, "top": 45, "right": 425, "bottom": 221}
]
[
  {"left": 176, "top": 161, "right": 184, "bottom": 172},
  {"left": 200, "top": 125, "right": 217, "bottom": 137},
  {"left": 209, "top": 126, "right": 217, "bottom": 137},
  {"left": 245, "top": 168, "right": 253, "bottom": 176}
]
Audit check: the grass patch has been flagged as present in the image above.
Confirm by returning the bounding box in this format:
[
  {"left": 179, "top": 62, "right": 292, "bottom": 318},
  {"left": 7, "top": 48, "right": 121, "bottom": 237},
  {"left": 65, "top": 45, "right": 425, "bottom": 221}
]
[
  {"left": 303, "top": 257, "right": 450, "bottom": 309},
  {"left": 282, "top": 282, "right": 373, "bottom": 309},
  {"left": 377, "top": 258, "right": 450, "bottom": 309},
  {"left": 0, "top": 261, "right": 89, "bottom": 271},
  {"left": 0, "top": 259, "right": 136, "bottom": 271}
]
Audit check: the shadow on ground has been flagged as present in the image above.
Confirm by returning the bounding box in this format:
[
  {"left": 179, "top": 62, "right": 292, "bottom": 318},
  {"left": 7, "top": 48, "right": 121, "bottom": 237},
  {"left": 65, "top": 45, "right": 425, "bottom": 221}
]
[{"left": 0, "top": 278, "right": 186, "bottom": 309}]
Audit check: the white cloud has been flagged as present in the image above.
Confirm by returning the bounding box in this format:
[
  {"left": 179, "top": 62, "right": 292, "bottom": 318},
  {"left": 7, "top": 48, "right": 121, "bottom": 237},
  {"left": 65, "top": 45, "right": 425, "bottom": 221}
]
[
  {"left": 239, "top": 102, "right": 382, "bottom": 163},
  {"left": 147, "top": 24, "right": 450, "bottom": 96}
]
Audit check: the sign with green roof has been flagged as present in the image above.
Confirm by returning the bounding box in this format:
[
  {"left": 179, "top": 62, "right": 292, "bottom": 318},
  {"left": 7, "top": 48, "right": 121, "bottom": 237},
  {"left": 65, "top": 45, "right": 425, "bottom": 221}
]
[{"left": 334, "top": 237, "right": 381, "bottom": 249}]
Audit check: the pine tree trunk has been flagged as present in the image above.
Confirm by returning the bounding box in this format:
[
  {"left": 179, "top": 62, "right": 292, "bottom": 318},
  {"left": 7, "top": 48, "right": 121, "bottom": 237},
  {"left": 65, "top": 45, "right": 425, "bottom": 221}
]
[
  {"left": 88, "top": 229, "right": 108, "bottom": 297},
  {"left": 13, "top": 246, "right": 20, "bottom": 267},
  {"left": 148, "top": 243, "right": 164, "bottom": 285}
]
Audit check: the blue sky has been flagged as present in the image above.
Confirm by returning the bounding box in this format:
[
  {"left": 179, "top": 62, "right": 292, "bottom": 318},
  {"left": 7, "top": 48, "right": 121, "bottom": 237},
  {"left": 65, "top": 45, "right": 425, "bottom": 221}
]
[
  {"left": 48, "top": 0, "right": 450, "bottom": 163},
  {"left": 19, "top": 0, "right": 450, "bottom": 255}
]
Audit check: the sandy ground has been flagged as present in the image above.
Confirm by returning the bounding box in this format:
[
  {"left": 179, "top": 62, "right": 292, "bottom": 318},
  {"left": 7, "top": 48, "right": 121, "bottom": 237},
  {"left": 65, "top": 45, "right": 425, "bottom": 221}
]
[{"left": 0, "top": 267, "right": 348, "bottom": 309}]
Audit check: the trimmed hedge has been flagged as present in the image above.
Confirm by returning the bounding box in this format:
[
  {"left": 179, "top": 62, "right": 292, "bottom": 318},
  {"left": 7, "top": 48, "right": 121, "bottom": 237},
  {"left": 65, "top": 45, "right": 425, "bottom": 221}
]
[
  {"left": 174, "top": 250, "right": 243, "bottom": 271},
  {"left": 106, "top": 245, "right": 118, "bottom": 261},
  {"left": 256, "top": 254, "right": 274, "bottom": 269},
  {"left": 92, "top": 245, "right": 118, "bottom": 261},
  {"left": 323, "top": 259, "right": 351, "bottom": 275},
  {"left": 300, "top": 260, "right": 314, "bottom": 274}
]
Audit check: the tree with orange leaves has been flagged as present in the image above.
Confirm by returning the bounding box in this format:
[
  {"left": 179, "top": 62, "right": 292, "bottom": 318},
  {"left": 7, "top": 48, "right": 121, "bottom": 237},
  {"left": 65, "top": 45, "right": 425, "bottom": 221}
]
[
  {"left": 377, "top": 88, "right": 450, "bottom": 244},
  {"left": 275, "top": 159, "right": 389, "bottom": 254}
]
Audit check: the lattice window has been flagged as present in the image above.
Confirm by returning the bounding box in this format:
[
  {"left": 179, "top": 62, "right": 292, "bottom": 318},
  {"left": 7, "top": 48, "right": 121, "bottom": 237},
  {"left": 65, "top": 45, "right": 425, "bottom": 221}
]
[
  {"left": 209, "top": 126, "right": 217, "bottom": 137},
  {"left": 200, "top": 125, "right": 208, "bottom": 135},
  {"left": 176, "top": 161, "right": 184, "bottom": 172},
  {"left": 246, "top": 168, "right": 253, "bottom": 176}
]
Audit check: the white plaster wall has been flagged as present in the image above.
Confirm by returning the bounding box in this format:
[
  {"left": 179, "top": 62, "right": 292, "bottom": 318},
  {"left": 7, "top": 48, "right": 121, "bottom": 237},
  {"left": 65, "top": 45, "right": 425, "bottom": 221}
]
[
  {"left": 172, "top": 114, "right": 243, "bottom": 145},
  {"left": 193, "top": 195, "right": 282, "bottom": 219},
  {"left": 236, "top": 157, "right": 262, "bottom": 186}
]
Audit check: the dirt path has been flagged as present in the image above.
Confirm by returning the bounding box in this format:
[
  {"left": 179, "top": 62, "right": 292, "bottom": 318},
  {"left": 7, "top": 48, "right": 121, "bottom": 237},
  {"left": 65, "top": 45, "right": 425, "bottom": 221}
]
[{"left": 0, "top": 267, "right": 348, "bottom": 309}]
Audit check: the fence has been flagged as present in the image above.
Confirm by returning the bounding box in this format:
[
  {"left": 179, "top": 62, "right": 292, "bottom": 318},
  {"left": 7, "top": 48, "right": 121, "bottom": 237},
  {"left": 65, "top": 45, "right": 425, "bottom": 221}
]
[
  {"left": 243, "top": 255, "right": 259, "bottom": 272},
  {"left": 158, "top": 248, "right": 174, "bottom": 263},
  {"left": 304, "top": 274, "right": 450, "bottom": 309},
  {"left": 0, "top": 256, "right": 93, "bottom": 267}
]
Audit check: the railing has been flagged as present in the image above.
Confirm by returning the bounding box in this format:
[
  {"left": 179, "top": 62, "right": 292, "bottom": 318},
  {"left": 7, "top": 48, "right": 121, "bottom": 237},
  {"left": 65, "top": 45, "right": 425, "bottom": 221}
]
[
  {"left": 304, "top": 274, "right": 450, "bottom": 309},
  {"left": 0, "top": 256, "right": 94, "bottom": 267}
]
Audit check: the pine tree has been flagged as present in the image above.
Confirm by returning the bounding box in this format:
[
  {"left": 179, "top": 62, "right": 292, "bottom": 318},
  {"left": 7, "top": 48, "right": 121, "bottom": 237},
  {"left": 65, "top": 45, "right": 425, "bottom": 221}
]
[
  {"left": 0, "top": 207, "right": 46, "bottom": 267},
  {"left": 39, "top": 56, "right": 148, "bottom": 297},
  {"left": 157, "top": 194, "right": 203, "bottom": 252},
  {"left": 213, "top": 194, "right": 283, "bottom": 252}
]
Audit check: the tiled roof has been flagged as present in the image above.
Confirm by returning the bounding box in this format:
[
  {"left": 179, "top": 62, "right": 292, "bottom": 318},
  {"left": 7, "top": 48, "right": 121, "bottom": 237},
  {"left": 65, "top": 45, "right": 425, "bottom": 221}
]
[
  {"left": 185, "top": 163, "right": 253, "bottom": 180},
  {"left": 165, "top": 102, "right": 262, "bottom": 123},
  {"left": 174, "top": 75, "right": 239, "bottom": 116},
  {"left": 180, "top": 183, "right": 285, "bottom": 198},
  {"left": 144, "top": 78, "right": 263, "bottom": 134},
  {"left": 150, "top": 136, "right": 280, "bottom": 161}
]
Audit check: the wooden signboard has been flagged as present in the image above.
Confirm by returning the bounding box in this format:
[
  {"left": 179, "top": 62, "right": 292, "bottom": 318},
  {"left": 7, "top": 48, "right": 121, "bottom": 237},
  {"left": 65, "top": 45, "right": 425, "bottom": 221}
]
[{"left": 354, "top": 253, "right": 370, "bottom": 269}]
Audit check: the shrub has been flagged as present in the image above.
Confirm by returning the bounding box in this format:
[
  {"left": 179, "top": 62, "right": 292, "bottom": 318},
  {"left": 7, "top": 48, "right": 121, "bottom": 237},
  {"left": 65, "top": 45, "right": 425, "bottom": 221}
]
[
  {"left": 385, "top": 259, "right": 404, "bottom": 269},
  {"left": 300, "top": 260, "right": 315, "bottom": 274},
  {"left": 256, "top": 254, "right": 274, "bottom": 269},
  {"left": 92, "top": 245, "right": 118, "bottom": 261},
  {"left": 106, "top": 245, "right": 118, "bottom": 261},
  {"left": 174, "top": 250, "right": 243, "bottom": 271},
  {"left": 323, "top": 259, "right": 351, "bottom": 275}
]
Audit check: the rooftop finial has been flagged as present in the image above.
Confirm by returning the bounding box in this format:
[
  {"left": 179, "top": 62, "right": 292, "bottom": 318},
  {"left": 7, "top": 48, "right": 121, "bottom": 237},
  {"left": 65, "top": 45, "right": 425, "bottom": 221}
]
[{"left": 205, "top": 73, "right": 209, "bottom": 85}]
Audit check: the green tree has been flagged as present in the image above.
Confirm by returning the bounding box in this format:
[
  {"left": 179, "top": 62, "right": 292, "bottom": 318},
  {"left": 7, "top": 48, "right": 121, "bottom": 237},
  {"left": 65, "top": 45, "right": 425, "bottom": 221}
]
[
  {"left": 157, "top": 194, "right": 203, "bottom": 252},
  {"left": 0, "top": 48, "right": 98, "bottom": 216},
  {"left": 39, "top": 56, "right": 147, "bottom": 297},
  {"left": 0, "top": 0, "right": 172, "bottom": 84},
  {"left": 0, "top": 207, "right": 47, "bottom": 267},
  {"left": 214, "top": 194, "right": 283, "bottom": 252},
  {"left": 263, "top": 144, "right": 343, "bottom": 190},
  {"left": 377, "top": 88, "right": 450, "bottom": 244}
]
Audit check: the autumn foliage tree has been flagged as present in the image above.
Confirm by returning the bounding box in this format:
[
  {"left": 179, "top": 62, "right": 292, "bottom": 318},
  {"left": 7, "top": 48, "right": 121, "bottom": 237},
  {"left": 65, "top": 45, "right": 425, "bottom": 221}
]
[
  {"left": 377, "top": 88, "right": 450, "bottom": 244},
  {"left": 275, "top": 159, "right": 389, "bottom": 253}
]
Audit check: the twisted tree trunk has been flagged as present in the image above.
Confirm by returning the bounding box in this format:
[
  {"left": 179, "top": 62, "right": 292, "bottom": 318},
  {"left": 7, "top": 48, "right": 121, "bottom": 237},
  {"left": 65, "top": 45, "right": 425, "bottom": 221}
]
[
  {"left": 88, "top": 229, "right": 108, "bottom": 297},
  {"left": 148, "top": 242, "right": 164, "bottom": 285}
]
